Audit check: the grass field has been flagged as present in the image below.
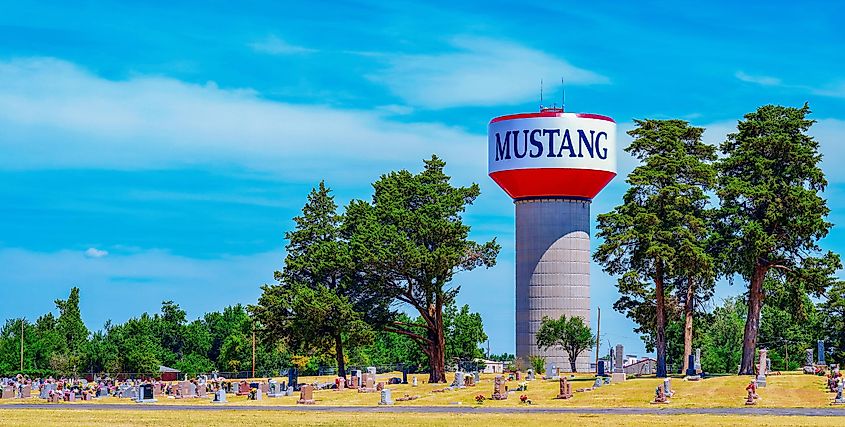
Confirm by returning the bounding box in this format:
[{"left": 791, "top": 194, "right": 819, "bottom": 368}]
[
  {"left": 1, "top": 371, "right": 838, "bottom": 409},
  {"left": 0, "top": 409, "right": 844, "bottom": 427}
]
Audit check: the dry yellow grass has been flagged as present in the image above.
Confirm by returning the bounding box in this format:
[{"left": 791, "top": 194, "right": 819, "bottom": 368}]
[
  {"left": 1, "top": 371, "right": 839, "bottom": 409},
  {"left": 0, "top": 409, "right": 843, "bottom": 427}
]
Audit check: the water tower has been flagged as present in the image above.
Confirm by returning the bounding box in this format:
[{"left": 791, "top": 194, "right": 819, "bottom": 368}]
[{"left": 488, "top": 107, "right": 616, "bottom": 371}]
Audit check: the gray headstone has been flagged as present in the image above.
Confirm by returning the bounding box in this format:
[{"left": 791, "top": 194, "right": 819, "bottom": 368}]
[
  {"left": 614, "top": 344, "right": 624, "bottom": 373},
  {"left": 805, "top": 349, "right": 815, "bottom": 367},
  {"left": 451, "top": 371, "right": 464, "bottom": 388},
  {"left": 818, "top": 340, "right": 826, "bottom": 365},
  {"left": 756, "top": 349, "right": 768, "bottom": 387},
  {"left": 694, "top": 348, "right": 702, "bottom": 372},
  {"left": 378, "top": 388, "right": 394, "bottom": 405}
]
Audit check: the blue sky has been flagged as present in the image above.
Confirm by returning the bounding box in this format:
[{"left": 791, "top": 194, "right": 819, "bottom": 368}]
[{"left": 2, "top": 1, "right": 844, "bottom": 359}]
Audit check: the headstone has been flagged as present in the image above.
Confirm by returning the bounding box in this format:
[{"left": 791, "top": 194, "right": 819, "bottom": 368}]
[
  {"left": 612, "top": 344, "right": 627, "bottom": 383},
  {"left": 555, "top": 377, "right": 573, "bottom": 399},
  {"left": 378, "top": 388, "right": 394, "bottom": 405},
  {"left": 614, "top": 344, "right": 624, "bottom": 373},
  {"left": 349, "top": 376, "right": 359, "bottom": 389},
  {"left": 592, "top": 377, "right": 602, "bottom": 388},
  {"left": 756, "top": 349, "right": 768, "bottom": 387},
  {"left": 694, "top": 348, "right": 702, "bottom": 374},
  {"left": 352, "top": 370, "right": 362, "bottom": 388},
  {"left": 20, "top": 384, "right": 31, "bottom": 398},
  {"left": 834, "top": 379, "right": 845, "bottom": 404},
  {"left": 545, "top": 362, "right": 557, "bottom": 379},
  {"left": 135, "top": 384, "right": 157, "bottom": 403},
  {"left": 473, "top": 371, "right": 480, "bottom": 383},
  {"left": 597, "top": 360, "right": 605, "bottom": 377},
  {"left": 254, "top": 388, "right": 263, "bottom": 400},
  {"left": 39, "top": 383, "right": 55, "bottom": 399},
  {"left": 402, "top": 365, "right": 408, "bottom": 384},
  {"left": 412, "top": 376, "right": 418, "bottom": 387},
  {"left": 268, "top": 380, "right": 284, "bottom": 397},
  {"left": 335, "top": 377, "right": 345, "bottom": 391},
  {"left": 491, "top": 375, "right": 507, "bottom": 400},
  {"left": 663, "top": 378, "right": 673, "bottom": 397},
  {"left": 818, "top": 340, "right": 826, "bottom": 366},
  {"left": 685, "top": 354, "right": 697, "bottom": 377},
  {"left": 651, "top": 385, "right": 668, "bottom": 404},
  {"left": 297, "top": 384, "right": 315, "bottom": 404},
  {"left": 527, "top": 369, "right": 535, "bottom": 381},
  {"left": 1, "top": 386, "right": 14, "bottom": 399},
  {"left": 765, "top": 358, "right": 772, "bottom": 374},
  {"left": 212, "top": 388, "right": 227, "bottom": 403},
  {"left": 288, "top": 368, "right": 300, "bottom": 392},
  {"left": 804, "top": 348, "right": 816, "bottom": 374},
  {"left": 451, "top": 371, "right": 464, "bottom": 388},
  {"left": 367, "top": 366, "right": 377, "bottom": 378},
  {"left": 188, "top": 382, "right": 198, "bottom": 397}
]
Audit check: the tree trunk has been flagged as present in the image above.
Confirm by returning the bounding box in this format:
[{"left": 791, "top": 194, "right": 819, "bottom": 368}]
[
  {"left": 739, "top": 265, "right": 767, "bottom": 375},
  {"left": 569, "top": 354, "right": 577, "bottom": 373},
  {"left": 335, "top": 334, "right": 346, "bottom": 378},
  {"left": 682, "top": 277, "right": 694, "bottom": 374},
  {"left": 427, "top": 317, "right": 446, "bottom": 383},
  {"left": 655, "top": 263, "right": 668, "bottom": 378}
]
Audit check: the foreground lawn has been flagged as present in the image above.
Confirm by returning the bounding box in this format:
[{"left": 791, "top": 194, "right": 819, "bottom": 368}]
[
  {"left": 1, "top": 371, "right": 837, "bottom": 408},
  {"left": 0, "top": 409, "right": 844, "bottom": 427}
]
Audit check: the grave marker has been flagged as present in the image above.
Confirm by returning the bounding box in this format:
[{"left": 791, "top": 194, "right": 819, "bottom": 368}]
[
  {"left": 297, "top": 384, "right": 315, "bottom": 404},
  {"left": 756, "top": 349, "right": 768, "bottom": 387},
  {"left": 555, "top": 377, "right": 573, "bottom": 399},
  {"left": 378, "top": 388, "right": 394, "bottom": 405},
  {"left": 491, "top": 375, "right": 507, "bottom": 400}
]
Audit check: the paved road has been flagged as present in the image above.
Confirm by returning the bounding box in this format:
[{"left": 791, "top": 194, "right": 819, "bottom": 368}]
[{"left": 3, "top": 404, "right": 845, "bottom": 416}]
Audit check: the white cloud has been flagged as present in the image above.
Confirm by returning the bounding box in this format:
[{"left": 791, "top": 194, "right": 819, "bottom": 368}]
[
  {"left": 369, "top": 37, "right": 609, "bottom": 109},
  {"left": 735, "top": 71, "right": 845, "bottom": 99},
  {"left": 735, "top": 71, "right": 782, "bottom": 86},
  {"left": 248, "top": 35, "right": 315, "bottom": 55},
  {"left": 0, "top": 57, "right": 484, "bottom": 184},
  {"left": 811, "top": 82, "right": 845, "bottom": 99},
  {"left": 84, "top": 247, "right": 108, "bottom": 258}
]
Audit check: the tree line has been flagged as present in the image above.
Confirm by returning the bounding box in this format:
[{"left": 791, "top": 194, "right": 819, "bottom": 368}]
[
  {"left": 0, "top": 156, "right": 495, "bottom": 380},
  {"left": 594, "top": 104, "right": 841, "bottom": 376}
]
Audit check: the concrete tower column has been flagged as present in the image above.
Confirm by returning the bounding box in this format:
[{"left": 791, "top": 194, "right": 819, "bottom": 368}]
[{"left": 515, "top": 198, "right": 591, "bottom": 372}]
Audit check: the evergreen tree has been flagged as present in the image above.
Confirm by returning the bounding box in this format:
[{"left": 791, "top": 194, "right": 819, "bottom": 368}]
[
  {"left": 345, "top": 156, "right": 499, "bottom": 382},
  {"left": 715, "top": 104, "right": 840, "bottom": 374},
  {"left": 253, "top": 181, "right": 380, "bottom": 377},
  {"left": 595, "top": 119, "right": 716, "bottom": 377}
]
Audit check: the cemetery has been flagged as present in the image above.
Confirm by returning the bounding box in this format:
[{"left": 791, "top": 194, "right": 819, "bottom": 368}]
[{"left": 3, "top": 1, "right": 845, "bottom": 425}]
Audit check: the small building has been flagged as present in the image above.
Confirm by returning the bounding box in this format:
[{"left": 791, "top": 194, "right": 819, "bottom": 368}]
[
  {"left": 480, "top": 360, "right": 506, "bottom": 374},
  {"left": 623, "top": 358, "right": 657, "bottom": 376},
  {"left": 159, "top": 365, "right": 180, "bottom": 381}
]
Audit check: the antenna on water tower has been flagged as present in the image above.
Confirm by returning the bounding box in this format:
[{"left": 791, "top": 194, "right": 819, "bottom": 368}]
[
  {"left": 561, "top": 77, "right": 565, "bottom": 112},
  {"left": 539, "top": 78, "right": 544, "bottom": 110}
]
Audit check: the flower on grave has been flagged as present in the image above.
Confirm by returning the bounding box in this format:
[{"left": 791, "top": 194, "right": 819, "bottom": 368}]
[
  {"left": 475, "top": 394, "right": 485, "bottom": 404},
  {"left": 520, "top": 394, "right": 528, "bottom": 403}
]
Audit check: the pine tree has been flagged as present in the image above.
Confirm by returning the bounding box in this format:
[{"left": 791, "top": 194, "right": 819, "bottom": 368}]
[
  {"left": 716, "top": 104, "right": 840, "bottom": 374},
  {"left": 595, "top": 119, "right": 716, "bottom": 377}
]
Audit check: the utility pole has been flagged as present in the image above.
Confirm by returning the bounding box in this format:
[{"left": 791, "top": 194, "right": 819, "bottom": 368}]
[
  {"left": 594, "top": 307, "right": 601, "bottom": 373},
  {"left": 252, "top": 324, "right": 256, "bottom": 379},
  {"left": 20, "top": 319, "right": 24, "bottom": 372}
]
